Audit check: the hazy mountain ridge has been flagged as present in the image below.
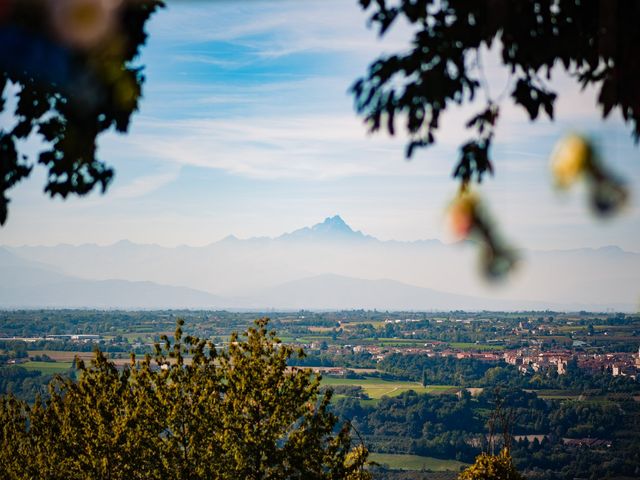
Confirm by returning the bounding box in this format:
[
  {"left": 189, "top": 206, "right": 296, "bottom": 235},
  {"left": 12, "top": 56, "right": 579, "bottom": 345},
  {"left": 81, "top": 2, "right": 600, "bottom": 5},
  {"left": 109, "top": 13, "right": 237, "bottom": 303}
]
[
  {"left": 0, "top": 249, "right": 224, "bottom": 309},
  {"left": 240, "top": 273, "right": 572, "bottom": 311},
  {"left": 3, "top": 216, "right": 639, "bottom": 311},
  {"left": 0, "top": 250, "right": 579, "bottom": 311}
]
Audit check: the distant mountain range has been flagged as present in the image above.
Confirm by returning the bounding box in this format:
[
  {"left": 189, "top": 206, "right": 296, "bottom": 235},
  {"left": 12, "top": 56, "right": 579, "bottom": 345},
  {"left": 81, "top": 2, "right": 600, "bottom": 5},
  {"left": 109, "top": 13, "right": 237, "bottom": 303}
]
[
  {"left": 2, "top": 216, "right": 639, "bottom": 311},
  {"left": 0, "top": 248, "right": 222, "bottom": 309}
]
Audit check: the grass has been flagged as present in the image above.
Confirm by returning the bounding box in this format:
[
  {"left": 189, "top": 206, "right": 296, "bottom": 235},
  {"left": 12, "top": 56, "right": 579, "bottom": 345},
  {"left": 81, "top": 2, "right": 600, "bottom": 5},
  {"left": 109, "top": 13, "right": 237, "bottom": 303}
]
[
  {"left": 369, "top": 453, "right": 467, "bottom": 471},
  {"left": 321, "top": 376, "right": 457, "bottom": 399},
  {"left": 22, "top": 361, "right": 74, "bottom": 374},
  {"left": 343, "top": 321, "right": 386, "bottom": 328},
  {"left": 295, "top": 336, "right": 333, "bottom": 343},
  {"left": 537, "top": 394, "right": 584, "bottom": 400},
  {"left": 28, "top": 350, "right": 95, "bottom": 362},
  {"left": 120, "top": 333, "right": 154, "bottom": 341},
  {"left": 275, "top": 336, "right": 295, "bottom": 342},
  {"left": 307, "top": 326, "right": 334, "bottom": 332},
  {"left": 531, "top": 389, "right": 615, "bottom": 401}
]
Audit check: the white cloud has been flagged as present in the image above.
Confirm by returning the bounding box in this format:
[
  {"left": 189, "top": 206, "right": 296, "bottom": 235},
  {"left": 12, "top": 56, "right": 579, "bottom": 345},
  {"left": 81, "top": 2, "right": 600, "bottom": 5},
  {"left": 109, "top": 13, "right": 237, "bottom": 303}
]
[
  {"left": 121, "top": 114, "right": 455, "bottom": 180},
  {"left": 4, "top": 0, "right": 637, "bottom": 252},
  {"left": 110, "top": 167, "right": 182, "bottom": 199},
  {"left": 155, "top": 0, "right": 413, "bottom": 58}
]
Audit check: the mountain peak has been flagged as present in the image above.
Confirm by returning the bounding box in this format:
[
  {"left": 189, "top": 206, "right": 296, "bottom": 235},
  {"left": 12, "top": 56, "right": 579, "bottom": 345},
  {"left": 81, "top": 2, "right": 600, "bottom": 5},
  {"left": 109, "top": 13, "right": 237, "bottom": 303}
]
[
  {"left": 325, "top": 214, "right": 346, "bottom": 224},
  {"left": 278, "top": 215, "right": 371, "bottom": 242},
  {"left": 312, "top": 215, "right": 353, "bottom": 233}
]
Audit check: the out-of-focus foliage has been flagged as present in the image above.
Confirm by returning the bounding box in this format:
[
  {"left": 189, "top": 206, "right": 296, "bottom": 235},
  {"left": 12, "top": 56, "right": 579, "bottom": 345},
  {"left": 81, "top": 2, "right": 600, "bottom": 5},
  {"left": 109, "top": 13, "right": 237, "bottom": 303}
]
[
  {"left": 551, "top": 133, "right": 628, "bottom": 217},
  {"left": 0, "top": 0, "right": 164, "bottom": 225},
  {"left": 352, "top": 0, "right": 640, "bottom": 182},
  {"left": 447, "top": 188, "right": 517, "bottom": 280},
  {"left": 353, "top": 0, "right": 639, "bottom": 279},
  {"left": 458, "top": 449, "right": 525, "bottom": 480},
  {"left": 0, "top": 319, "right": 371, "bottom": 480}
]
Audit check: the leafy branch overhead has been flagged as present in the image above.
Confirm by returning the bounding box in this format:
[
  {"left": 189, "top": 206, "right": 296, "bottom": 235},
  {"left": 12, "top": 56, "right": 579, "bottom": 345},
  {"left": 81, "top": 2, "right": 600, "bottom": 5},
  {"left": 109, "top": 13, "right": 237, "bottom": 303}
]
[
  {"left": 352, "top": 0, "right": 640, "bottom": 184},
  {"left": 0, "top": 0, "right": 164, "bottom": 225}
]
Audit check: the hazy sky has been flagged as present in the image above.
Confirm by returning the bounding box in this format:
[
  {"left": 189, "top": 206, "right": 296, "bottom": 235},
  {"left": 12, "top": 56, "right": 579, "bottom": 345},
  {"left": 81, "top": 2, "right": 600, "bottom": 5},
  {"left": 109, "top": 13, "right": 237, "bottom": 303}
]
[{"left": 2, "top": 0, "right": 639, "bottom": 251}]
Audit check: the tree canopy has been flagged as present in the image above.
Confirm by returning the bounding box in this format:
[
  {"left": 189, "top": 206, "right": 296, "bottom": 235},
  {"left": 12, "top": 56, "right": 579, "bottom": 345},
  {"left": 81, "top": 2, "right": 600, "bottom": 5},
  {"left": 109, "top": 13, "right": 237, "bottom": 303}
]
[
  {"left": 457, "top": 449, "right": 525, "bottom": 480},
  {"left": 351, "top": 0, "right": 638, "bottom": 277},
  {"left": 352, "top": 0, "right": 639, "bottom": 184},
  {"left": 0, "top": 319, "right": 370, "bottom": 480},
  {"left": 0, "top": 0, "right": 164, "bottom": 225}
]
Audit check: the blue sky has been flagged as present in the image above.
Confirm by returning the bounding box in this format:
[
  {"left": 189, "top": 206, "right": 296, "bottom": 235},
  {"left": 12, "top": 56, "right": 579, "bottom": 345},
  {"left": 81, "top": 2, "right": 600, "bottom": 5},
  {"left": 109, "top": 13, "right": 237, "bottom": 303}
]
[{"left": 2, "top": 0, "right": 639, "bottom": 252}]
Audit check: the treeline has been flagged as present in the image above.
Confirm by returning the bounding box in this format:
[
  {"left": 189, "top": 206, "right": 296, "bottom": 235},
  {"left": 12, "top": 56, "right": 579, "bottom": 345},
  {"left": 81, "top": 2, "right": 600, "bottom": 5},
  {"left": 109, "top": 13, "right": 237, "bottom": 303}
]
[
  {"left": 379, "top": 355, "right": 497, "bottom": 385},
  {"left": 0, "top": 366, "right": 55, "bottom": 402},
  {"left": 289, "top": 351, "right": 377, "bottom": 369},
  {"left": 511, "top": 414, "right": 640, "bottom": 480},
  {"left": 0, "top": 347, "right": 28, "bottom": 363}
]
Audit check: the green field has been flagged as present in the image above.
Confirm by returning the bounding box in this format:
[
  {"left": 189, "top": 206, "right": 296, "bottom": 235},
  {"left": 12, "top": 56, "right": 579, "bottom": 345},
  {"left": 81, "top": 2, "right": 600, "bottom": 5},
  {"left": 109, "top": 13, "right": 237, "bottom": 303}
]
[
  {"left": 22, "top": 361, "right": 74, "bottom": 374},
  {"left": 531, "top": 389, "right": 595, "bottom": 400},
  {"left": 344, "top": 321, "right": 386, "bottom": 328},
  {"left": 321, "top": 376, "right": 457, "bottom": 398},
  {"left": 369, "top": 453, "right": 467, "bottom": 471}
]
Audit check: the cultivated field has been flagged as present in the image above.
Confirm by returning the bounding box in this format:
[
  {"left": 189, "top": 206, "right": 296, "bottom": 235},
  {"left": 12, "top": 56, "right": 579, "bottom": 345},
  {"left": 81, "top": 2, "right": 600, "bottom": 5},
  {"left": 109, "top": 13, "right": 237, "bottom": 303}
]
[
  {"left": 321, "top": 376, "right": 458, "bottom": 398},
  {"left": 22, "top": 361, "right": 74, "bottom": 374},
  {"left": 368, "top": 453, "right": 467, "bottom": 471}
]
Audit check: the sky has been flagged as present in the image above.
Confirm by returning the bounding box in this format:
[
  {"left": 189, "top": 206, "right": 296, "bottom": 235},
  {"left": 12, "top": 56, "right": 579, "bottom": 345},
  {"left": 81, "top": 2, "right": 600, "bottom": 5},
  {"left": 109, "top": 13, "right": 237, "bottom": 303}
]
[{"left": 1, "top": 0, "right": 639, "bottom": 252}]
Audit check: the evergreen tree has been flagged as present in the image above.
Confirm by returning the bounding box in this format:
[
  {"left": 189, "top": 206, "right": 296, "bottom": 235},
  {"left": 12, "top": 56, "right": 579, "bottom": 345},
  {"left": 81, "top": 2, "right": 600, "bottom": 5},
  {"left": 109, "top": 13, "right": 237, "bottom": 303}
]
[{"left": 0, "top": 319, "right": 370, "bottom": 480}]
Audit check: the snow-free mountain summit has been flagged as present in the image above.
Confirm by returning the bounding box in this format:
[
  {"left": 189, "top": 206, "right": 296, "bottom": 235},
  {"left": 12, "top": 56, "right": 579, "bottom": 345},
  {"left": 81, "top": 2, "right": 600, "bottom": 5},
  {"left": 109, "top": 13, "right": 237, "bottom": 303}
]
[{"left": 278, "top": 215, "right": 373, "bottom": 242}]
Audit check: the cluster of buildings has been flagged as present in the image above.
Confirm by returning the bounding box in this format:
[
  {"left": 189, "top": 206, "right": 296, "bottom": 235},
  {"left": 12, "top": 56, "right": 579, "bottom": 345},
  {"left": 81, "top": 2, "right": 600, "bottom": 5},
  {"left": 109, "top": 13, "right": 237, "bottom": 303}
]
[
  {"left": 313, "top": 341, "right": 640, "bottom": 380},
  {"left": 490, "top": 347, "right": 639, "bottom": 379},
  {"left": 503, "top": 349, "right": 572, "bottom": 375},
  {"left": 603, "top": 347, "right": 640, "bottom": 379}
]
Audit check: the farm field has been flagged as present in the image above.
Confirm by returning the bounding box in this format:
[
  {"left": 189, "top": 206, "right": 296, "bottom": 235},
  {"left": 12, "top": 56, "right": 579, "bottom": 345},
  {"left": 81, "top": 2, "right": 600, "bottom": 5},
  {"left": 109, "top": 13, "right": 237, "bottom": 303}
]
[
  {"left": 531, "top": 389, "right": 604, "bottom": 400},
  {"left": 369, "top": 453, "right": 467, "bottom": 471},
  {"left": 344, "top": 321, "right": 387, "bottom": 328},
  {"left": 534, "top": 392, "right": 585, "bottom": 400},
  {"left": 22, "top": 361, "right": 74, "bottom": 374},
  {"left": 321, "top": 376, "right": 458, "bottom": 398},
  {"left": 28, "top": 350, "right": 95, "bottom": 362}
]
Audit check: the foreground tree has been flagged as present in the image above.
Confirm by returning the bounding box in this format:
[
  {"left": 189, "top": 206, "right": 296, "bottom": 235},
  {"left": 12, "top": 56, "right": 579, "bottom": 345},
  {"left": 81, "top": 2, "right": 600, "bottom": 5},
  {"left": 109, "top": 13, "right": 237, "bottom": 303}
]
[
  {"left": 457, "top": 392, "right": 525, "bottom": 480},
  {"left": 0, "top": 319, "right": 370, "bottom": 480},
  {"left": 458, "top": 449, "right": 525, "bottom": 480}
]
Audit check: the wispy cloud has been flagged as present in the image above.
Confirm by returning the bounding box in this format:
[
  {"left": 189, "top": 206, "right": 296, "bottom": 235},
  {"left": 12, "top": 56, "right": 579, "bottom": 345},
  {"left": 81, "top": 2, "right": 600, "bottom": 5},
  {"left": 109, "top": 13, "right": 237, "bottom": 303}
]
[
  {"left": 153, "top": 0, "right": 412, "bottom": 58},
  {"left": 122, "top": 114, "right": 440, "bottom": 180},
  {"left": 4, "top": 0, "right": 637, "bottom": 252},
  {"left": 110, "top": 167, "right": 182, "bottom": 199}
]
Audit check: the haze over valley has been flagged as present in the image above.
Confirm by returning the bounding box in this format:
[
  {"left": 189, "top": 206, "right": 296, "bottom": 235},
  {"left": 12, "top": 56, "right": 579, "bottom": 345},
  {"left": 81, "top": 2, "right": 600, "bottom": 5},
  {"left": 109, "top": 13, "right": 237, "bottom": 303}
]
[{"left": 3, "top": 216, "right": 638, "bottom": 311}]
